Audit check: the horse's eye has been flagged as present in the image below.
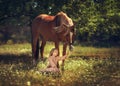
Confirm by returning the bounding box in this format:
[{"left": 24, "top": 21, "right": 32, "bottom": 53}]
[{"left": 70, "top": 29, "right": 74, "bottom": 33}]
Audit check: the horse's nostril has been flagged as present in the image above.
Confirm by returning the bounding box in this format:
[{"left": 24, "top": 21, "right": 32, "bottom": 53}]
[{"left": 69, "top": 45, "right": 74, "bottom": 51}]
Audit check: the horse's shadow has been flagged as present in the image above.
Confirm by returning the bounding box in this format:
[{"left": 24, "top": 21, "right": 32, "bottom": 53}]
[
  {"left": 0, "top": 54, "right": 32, "bottom": 64},
  {"left": 0, "top": 54, "right": 47, "bottom": 70}
]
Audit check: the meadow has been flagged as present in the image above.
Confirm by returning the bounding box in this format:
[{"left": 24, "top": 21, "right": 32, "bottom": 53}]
[{"left": 0, "top": 43, "right": 119, "bottom": 86}]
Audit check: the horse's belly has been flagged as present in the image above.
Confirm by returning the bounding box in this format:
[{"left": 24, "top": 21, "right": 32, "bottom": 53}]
[
  {"left": 44, "top": 35, "right": 58, "bottom": 41},
  {"left": 39, "top": 31, "right": 58, "bottom": 42},
  {"left": 37, "top": 22, "right": 59, "bottom": 42}
]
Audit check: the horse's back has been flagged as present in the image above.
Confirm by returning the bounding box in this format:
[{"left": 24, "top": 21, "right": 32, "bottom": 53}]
[
  {"left": 35, "top": 14, "right": 55, "bottom": 22},
  {"left": 32, "top": 14, "right": 57, "bottom": 41}
]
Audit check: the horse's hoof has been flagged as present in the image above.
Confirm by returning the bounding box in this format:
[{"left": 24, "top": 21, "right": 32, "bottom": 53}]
[
  {"left": 61, "top": 66, "right": 64, "bottom": 71},
  {"left": 32, "top": 59, "right": 37, "bottom": 65},
  {"left": 40, "top": 58, "right": 46, "bottom": 62}
]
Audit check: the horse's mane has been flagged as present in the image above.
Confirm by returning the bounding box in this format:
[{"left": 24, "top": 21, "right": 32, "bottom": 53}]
[{"left": 56, "top": 11, "right": 73, "bottom": 26}]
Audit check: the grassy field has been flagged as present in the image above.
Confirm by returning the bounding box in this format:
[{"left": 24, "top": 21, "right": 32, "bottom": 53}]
[{"left": 0, "top": 43, "right": 120, "bottom": 86}]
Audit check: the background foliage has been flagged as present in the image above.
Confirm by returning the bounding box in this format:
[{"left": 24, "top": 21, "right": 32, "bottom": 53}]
[{"left": 0, "top": 0, "right": 120, "bottom": 46}]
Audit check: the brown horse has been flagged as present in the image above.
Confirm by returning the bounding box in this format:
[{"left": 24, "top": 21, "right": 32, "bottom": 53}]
[{"left": 31, "top": 12, "right": 75, "bottom": 65}]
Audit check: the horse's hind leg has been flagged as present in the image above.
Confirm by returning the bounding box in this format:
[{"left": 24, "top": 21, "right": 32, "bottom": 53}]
[
  {"left": 40, "top": 40, "right": 46, "bottom": 59},
  {"left": 36, "top": 39, "right": 40, "bottom": 60},
  {"left": 32, "top": 34, "right": 39, "bottom": 64}
]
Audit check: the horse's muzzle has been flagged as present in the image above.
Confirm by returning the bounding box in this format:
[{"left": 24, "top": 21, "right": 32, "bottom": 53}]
[{"left": 69, "top": 44, "right": 74, "bottom": 51}]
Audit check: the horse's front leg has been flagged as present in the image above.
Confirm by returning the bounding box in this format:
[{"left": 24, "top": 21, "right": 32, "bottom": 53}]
[
  {"left": 55, "top": 42, "right": 59, "bottom": 56},
  {"left": 62, "top": 42, "right": 68, "bottom": 70},
  {"left": 55, "top": 42, "right": 59, "bottom": 68},
  {"left": 63, "top": 42, "right": 68, "bottom": 55}
]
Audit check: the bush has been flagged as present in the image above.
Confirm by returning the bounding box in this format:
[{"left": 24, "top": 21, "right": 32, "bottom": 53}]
[{"left": 6, "top": 40, "right": 14, "bottom": 44}]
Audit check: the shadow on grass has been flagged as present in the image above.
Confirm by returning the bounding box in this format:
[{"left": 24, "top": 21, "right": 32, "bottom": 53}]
[
  {"left": 0, "top": 54, "right": 119, "bottom": 86},
  {"left": 0, "top": 54, "right": 47, "bottom": 70},
  {"left": 0, "top": 54, "right": 32, "bottom": 64},
  {"left": 79, "top": 41, "right": 120, "bottom": 48}
]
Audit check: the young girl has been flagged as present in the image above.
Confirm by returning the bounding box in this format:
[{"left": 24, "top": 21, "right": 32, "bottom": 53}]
[{"left": 40, "top": 48, "right": 68, "bottom": 73}]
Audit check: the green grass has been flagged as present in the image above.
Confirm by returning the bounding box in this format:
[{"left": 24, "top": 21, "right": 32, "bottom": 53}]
[{"left": 0, "top": 43, "right": 120, "bottom": 86}]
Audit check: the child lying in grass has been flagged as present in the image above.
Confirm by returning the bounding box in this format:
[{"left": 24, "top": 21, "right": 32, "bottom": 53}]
[{"left": 40, "top": 48, "right": 68, "bottom": 73}]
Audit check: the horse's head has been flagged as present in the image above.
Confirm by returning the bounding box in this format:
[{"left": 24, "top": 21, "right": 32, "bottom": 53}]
[{"left": 54, "top": 12, "right": 76, "bottom": 51}]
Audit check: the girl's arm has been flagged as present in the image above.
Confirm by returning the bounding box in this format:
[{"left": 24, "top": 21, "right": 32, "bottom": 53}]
[{"left": 58, "top": 52, "right": 69, "bottom": 61}]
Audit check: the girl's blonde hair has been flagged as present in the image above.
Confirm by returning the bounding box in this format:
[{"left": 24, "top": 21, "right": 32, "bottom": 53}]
[{"left": 49, "top": 48, "right": 58, "bottom": 56}]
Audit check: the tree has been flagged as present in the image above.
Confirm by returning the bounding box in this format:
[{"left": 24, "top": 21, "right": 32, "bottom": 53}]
[{"left": 0, "top": 0, "right": 120, "bottom": 45}]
